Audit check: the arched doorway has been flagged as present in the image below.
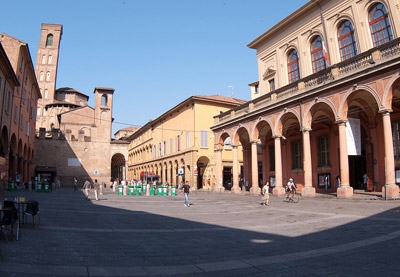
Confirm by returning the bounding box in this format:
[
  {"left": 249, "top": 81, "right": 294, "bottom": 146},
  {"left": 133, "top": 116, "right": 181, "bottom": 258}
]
[{"left": 196, "top": 156, "right": 210, "bottom": 189}]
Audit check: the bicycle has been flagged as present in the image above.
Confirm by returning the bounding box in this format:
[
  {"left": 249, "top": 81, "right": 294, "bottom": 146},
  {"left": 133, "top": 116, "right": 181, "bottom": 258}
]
[{"left": 284, "top": 187, "right": 299, "bottom": 203}]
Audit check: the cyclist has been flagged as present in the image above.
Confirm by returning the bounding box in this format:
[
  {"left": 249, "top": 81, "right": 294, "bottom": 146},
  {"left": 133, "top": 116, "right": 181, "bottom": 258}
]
[{"left": 285, "top": 178, "right": 296, "bottom": 201}]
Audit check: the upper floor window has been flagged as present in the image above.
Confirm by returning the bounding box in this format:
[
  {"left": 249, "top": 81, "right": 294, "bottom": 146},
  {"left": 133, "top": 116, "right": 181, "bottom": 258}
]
[
  {"left": 48, "top": 55, "right": 52, "bottom": 64},
  {"left": 338, "top": 20, "right": 358, "bottom": 61},
  {"left": 269, "top": 79, "right": 275, "bottom": 92},
  {"left": 311, "top": 36, "right": 327, "bottom": 73},
  {"left": 369, "top": 3, "right": 393, "bottom": 47},
  {"left": 46, "top": 34, "right": 53, "bottom": 47},
  {"left": 46, "top": 71, "right": 50, "bottom": 81},
  {"left": 287, "top": 49, "right": 300, "bottom": 83},
  {"left": 42, "top": 55, "right": 46, "bottom": 64},
  {"left": 200, "top": 130, "right": 208, "bottom": 148}
]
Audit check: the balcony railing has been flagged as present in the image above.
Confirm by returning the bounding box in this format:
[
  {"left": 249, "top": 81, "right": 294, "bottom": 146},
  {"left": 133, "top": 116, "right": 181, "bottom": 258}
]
[{"left": 215, "top": 37, "right": 400, "bottom": 125}]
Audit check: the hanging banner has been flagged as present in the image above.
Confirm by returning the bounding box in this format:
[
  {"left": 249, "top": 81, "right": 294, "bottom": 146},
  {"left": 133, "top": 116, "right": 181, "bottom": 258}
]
[{"left": 346, "top": 118, "right": 361, "bottom": 155}]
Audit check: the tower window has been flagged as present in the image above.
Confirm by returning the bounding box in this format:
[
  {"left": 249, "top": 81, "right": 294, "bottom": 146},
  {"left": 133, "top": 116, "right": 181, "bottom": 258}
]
[
  {"left": 101, "top": 94, "right": 108, "bottom": 106},
  {"left": 46, "top": 34, "right": 53, "bottom": 47}
]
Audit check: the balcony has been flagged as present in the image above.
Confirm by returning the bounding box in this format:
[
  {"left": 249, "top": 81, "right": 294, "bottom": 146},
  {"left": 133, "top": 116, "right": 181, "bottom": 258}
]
[{"left": 214, "top": 37, "right": 400, "bottom": 126}]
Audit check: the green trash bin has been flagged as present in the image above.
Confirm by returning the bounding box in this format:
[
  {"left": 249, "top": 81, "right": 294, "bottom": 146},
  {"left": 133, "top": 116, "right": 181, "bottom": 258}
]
[
  {"left": 150, "top": 186, "right": 155, "bottom": 196},
  {"left": 8, "top": 180, "right": 14, "bottom": 191},
  {"left": 118, "top": 185, "right": 123, "bottom": 195},
  {"left": 37, "top": 182, "right": 42, "bottom": 192},
  {"left": 128, "top": 185, "right": 134, "bottom": 195},
  {"left": 162, "top": 186, "right": 168, "bottom": 196},
  {"left": 136, "top": 185, "right": 142, "bottom": 196},
  {"left": 44, "top": 182, "right": 50, "bottom": 192},
  {"left": 157, "top": 186, "right": 162, "bottom": 195},
  {"left": 142, "top": 183, "right": 147, "bottom": 193},
  {"left": 171, "top": 186, "right": 177, "bottom": 196}
]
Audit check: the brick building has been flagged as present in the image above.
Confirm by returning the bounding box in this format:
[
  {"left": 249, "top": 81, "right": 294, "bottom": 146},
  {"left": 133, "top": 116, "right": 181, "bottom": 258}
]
[
  {"left": 0, "top": 33, "right": 41, "bottom": 186},
  {"left": 33, "top": 23, "right": 124, "bottom": 187}
]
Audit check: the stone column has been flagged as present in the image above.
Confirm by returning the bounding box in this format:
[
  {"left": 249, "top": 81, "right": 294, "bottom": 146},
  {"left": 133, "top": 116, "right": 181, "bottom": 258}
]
[
  {"left": 302, "top": 129, "right": 316, "bottom": 197},
  {"left": 272, "top": 136, "right": 285, "bottom": 196},
  {"left": 337, "top": 121, "right": 353, "bottom": 198},
  {"left": 250, "top": 141, "right": 260, "bottom": 195},
  {"left": 380, "top": 110, "right": 399, "bottom": 199},
  {"left": 231, "top": 145, "right": 241, "bottom": 193},
  {"left": 213, "top": 148, "right": 224, "bottom": 192}
]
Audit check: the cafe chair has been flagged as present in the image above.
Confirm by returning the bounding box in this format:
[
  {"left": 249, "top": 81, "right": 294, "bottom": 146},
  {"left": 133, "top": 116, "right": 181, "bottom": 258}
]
[
  {"left": 1, "top": 201, "right": 19, "bottom": 241},
  {"left": 23, "top": 200, "right": 40, "bottom": 227}
]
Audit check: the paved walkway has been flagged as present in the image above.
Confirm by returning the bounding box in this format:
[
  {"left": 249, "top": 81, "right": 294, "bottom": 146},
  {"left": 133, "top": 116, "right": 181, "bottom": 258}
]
[{"left": 0, "top": 187, "right": 399, "bottom": 276}]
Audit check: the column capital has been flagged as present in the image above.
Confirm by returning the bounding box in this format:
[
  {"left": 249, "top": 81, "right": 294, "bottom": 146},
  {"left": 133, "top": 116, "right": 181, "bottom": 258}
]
[
  {"left": 301, "top": 127, "right": 312, "bottom": 133},
  {"left": 379, "top": 109, "right": 393, "bottom": 115},
  {"left": 336, "top": 119, "right": 347, "bottom": 126}
]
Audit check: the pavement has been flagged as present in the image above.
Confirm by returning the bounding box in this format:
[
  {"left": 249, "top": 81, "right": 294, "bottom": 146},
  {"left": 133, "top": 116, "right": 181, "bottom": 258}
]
[{"left": 0, "top": 186, "right": 399, "bottom": 276}]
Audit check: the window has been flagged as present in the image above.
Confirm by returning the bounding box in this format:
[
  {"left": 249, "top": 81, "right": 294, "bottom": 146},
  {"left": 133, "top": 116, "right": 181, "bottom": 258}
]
[
  {"left": 101, "top": 94, "right": 107, "bottom": 106},
  {"left": 287, "top": 49, "right": 300, "bottom": 83},
  {"left": 177, "top": 135, "right": 181, "bottom": 151},
  {"left": 318, "top": 135, "right": 330, "bottom": 167},
  {"left": 22, "top": 89, "right": 26, "bottom": 106},
  {"left": 26, "top": 121, "right": 30, "bottom": 136},
  {"left": 170, "top": 138, "right": 173, "bottom": 153},
  {"left": 186, "top": 131, "right": 190, "bottom": 148},
  {"left": 42, "top": 55, "right": 46, "bottom": 64},
  {"left": 269, "top": 79, "right": 275, "bottom": 92},
  {"left": 291, "top": 140, "right": 302, "bottom": 169},
  {"left": 311, "top": 36, "right": 326, "bottom": 73},
  {"left": 338, "top": 20, "right": 357, "bottom": 61},
  {"left": 44, "top": 89, "right": 48, "bottom": 99},
  {"left": 14, "top": 106, "right": 18, "bottom": 123},
  {"left": 20, "top": 114, "right": 24, "bottom": 130},
  {"left": 369, "top": 3, "right": 393, "bottom": 47},
  {"left": 40, "top": 72, "right": 44, "bottom": 81},
  {"left": 269, "top": 145, "right": 275, "bottom": 171},
  {"left": 48, "top": 55, "right": 52, "bottom": 64},
  {"left": 392, "top": 122, "right": 400, "bottom": 160},
  {"left": 5, "top": 90, "right": 12, "bottom": 113},
  {"left": 46, "top": 34, "right": 53, "bottom": 47},
  {"left": 200, "top": 130, "right": 208, "bottom": 148},
  {"left": 46, "top": 71, "right": 50, "bottom": 81}
]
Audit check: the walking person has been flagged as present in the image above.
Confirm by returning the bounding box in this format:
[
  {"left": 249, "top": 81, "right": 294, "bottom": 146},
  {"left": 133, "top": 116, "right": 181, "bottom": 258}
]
[
  {"left": 73, "top": 177, "right": 78, "bottom": 191},
  {"left": 261, "top": 181, "right": 270, "bottom": 206},
  {"left": 182, "top": 181, "right": 190, "bottom": 207},
  {"left": 82, "top": 179, "right": 92, "bottom": 200},
  {"left": 93, "top": 179, "right": 100, "bottom": 201}
]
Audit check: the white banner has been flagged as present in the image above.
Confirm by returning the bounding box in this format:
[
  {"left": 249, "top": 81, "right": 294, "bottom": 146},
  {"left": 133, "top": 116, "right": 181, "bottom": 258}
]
[{"left": 346, "top": 118, "right": 361, "bottom": 155}]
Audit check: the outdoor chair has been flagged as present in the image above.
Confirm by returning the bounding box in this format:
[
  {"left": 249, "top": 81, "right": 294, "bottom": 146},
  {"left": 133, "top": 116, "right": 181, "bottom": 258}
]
[
  {"left": 0, "top": 200, "right": 19, "bottom": 241},
  {"left": 23, "top": 200, "right": 40, "bottom": 227}
]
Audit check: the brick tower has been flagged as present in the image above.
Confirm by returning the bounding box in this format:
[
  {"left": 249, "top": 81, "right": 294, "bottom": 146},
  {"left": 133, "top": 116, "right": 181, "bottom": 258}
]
[{"left": 35, "top": 23, "right": 63, "bottom": 132}]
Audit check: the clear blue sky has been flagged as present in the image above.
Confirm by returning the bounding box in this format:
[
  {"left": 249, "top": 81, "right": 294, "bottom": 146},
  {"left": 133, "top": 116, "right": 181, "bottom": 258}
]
[{"left": 2, "top": 0, "right": 308, "bottom": 136}]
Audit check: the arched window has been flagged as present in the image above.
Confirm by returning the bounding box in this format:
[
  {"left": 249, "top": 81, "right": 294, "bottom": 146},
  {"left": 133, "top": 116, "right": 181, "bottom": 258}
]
[
  {"left": 39, "top": 71, "right": 44, "bottom": 81},
  {"left": 42, "top": 55, "right": 46, "bottom": 64},
  {"left": 46, "top": 71, "right": 50, "bottom": 81},
  {"left": 48, "top": 55, "right": 52, "bottom": 64},
  {"left": 338, "top": 20, "right": 358, "bottom": 61},
  {"left": 101, "top": 94, "right": 108, "bottom": 106},
  {"left": 311, "top": 36, "right": 326, "bottom": 73},
  {"left": 44, "top": 89, "right": 48, "bottom": 99},
  {"left": 287, "top": 49, "right": 300, "bottom": 83},
  {"left": 46, "top": 34, "right": 53, "bottom": 47},
  {"left": 369, "top": 3, "right": 393, "bottom": 47}
]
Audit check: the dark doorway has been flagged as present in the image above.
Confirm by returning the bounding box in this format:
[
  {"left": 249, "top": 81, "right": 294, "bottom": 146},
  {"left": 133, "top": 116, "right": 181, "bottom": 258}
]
[{"left": 348, "top": 156, "right": 365, "bottom": 189}]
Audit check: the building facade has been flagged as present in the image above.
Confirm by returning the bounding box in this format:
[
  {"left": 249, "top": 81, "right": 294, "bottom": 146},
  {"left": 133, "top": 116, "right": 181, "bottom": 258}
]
[
  {"left": 0, "top": 33, "right": 41, "bottom": 186},
  {"left": 127, "top": 95, "right": 246, "bottom": 190},
  {"left": 211, "top": 0, "right": 400, "bottom": 199}
]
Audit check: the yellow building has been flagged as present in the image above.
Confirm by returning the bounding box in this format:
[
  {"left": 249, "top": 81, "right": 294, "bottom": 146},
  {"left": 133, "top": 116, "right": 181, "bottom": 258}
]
[{"left": 127, "top": 95, "right": 246, "bottom": 190}]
